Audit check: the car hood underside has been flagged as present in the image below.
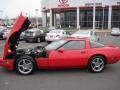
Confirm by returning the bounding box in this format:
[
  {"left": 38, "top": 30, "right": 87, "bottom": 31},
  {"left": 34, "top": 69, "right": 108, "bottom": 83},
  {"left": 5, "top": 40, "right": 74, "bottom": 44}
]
[{"left": 3, "top": 14, "right": 30, "bottom": 59}]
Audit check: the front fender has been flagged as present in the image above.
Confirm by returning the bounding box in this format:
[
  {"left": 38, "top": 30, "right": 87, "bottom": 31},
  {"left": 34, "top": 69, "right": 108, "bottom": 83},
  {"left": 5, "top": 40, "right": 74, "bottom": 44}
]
[
  {"left": 0, "top": 57, "right": 4, "bottom": 67},
  {"left": 0, "top": 57, "right": 14, "bottom": 70}
]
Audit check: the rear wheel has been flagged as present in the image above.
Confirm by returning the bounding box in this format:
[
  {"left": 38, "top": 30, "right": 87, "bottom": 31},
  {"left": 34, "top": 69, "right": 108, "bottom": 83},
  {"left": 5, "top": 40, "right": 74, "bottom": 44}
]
[
  {"left": 15, "top": 55, "right": 36, "bottom": 75},
  {"left": 88, "top": 56, "right": 106, "bottom": 73}
]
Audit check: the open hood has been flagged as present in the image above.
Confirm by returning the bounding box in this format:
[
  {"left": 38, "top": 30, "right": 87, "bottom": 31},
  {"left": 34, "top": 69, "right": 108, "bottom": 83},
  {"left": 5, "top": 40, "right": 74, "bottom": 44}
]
[{"left": 3, "top": 14, "right": 30, "bottom": 59}]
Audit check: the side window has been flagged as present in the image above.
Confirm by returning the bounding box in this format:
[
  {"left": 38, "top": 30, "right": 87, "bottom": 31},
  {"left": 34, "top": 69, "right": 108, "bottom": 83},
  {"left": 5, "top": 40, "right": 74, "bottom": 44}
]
[
  {"left": 61, "top": 40, "right": 85, "bottom": 50},
  {"left": 90, "top": 41, "right": 104, "bottom": 48}
]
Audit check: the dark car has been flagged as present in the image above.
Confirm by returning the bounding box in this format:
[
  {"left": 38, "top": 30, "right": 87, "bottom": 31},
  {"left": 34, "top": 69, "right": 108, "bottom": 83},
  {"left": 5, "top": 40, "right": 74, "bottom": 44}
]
[
  {"left": 0, "top": 28, "right": 7, "bottom": 39},
  {"left": 24, "top": 28, "right": 45, "bottom": 43}
]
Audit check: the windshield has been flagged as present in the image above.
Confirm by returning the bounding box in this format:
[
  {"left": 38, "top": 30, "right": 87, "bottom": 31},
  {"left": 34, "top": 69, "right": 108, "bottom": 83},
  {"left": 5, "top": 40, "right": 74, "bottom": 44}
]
[
  {"left": 73, "top": 31, "right": 90, "bottom": 35},
  {"left": 45, "top": 40, "right": 67, "bottom": 51}
]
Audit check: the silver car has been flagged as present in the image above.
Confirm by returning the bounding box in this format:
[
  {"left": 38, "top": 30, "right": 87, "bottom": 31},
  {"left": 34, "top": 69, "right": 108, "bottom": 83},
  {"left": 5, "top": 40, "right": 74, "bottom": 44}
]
[
  {"left": 71, "top": 30, "right": 99, "bottom": 41},
  {"left": 2, "top": 29, "right": 11, "bottom": 39},
  {"left": 111, "top": 28, "right": 120, "bottom": 36}
]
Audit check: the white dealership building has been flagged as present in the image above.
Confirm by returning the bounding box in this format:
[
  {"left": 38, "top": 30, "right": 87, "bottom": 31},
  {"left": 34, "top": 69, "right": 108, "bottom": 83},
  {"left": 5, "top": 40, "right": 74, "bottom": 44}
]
[{"left": 41, "top": 0, "right": 120, "bottom": 30}]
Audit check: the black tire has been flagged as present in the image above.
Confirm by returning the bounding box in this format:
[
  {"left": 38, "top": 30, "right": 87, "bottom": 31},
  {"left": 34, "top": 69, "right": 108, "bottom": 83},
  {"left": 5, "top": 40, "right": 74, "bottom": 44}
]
[
  {"left": 47, "top": 41, "right": 51, "bottom": 44},
  {"left": 88, "top": 55, "right": 106, "bottom": 73},
  {"left": 25, "top": 40, "right": 29, "bottom": 43},
  {"left": 14, "top": 55, "right": 36, "bottom": 75}
]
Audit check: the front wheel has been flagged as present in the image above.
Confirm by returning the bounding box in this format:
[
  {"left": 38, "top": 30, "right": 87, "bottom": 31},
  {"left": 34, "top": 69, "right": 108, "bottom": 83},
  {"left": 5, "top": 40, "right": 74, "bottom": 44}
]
[
  {"left": 88, "top": 56, "right": 106, "bottom": 73},
  {"left": 15, "top": 55, "right": 36, "bottom": 75}
]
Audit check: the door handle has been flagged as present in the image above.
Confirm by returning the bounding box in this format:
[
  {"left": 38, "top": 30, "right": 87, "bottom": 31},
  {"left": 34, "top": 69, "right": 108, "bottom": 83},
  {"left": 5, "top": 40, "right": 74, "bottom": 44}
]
[{"left": 81, "top": 51, "right": 86, "bottom": 54}]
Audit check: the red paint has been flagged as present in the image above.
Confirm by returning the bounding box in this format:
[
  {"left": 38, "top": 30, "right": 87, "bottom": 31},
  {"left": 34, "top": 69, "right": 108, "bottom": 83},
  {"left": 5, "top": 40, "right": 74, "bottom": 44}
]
[
  {"left": 0, "top": 58, "right": 14, "bottom": 70},
  {"left": 0, "top": 15, "right": 120, "bottom": 72},
  {"left": 3, "top": 14, "right": 27, "bottom": 59}
]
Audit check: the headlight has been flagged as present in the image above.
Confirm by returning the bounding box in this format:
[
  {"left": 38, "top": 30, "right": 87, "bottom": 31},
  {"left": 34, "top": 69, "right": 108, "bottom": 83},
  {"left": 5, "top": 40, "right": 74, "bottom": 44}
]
[{"left": 33, "top": 33, "right": 36, "bottom": 36}]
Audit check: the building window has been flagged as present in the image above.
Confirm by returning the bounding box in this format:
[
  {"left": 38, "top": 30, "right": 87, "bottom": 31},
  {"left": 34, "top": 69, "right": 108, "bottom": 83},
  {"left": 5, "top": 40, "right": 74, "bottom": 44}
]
[
  {"left": 112, "top": 7, "right": 120, "bottom": 28},
  {"left": 60, "top": 10, "right": 76, "bottom": 28}
]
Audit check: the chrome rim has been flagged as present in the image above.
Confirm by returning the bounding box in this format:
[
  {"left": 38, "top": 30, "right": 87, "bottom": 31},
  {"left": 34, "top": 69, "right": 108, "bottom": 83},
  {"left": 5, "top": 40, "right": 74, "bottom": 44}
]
[
  {"left": 91, "top": 57, "right": 104, "bottom": 72},
  {"left": 18, "top": 59, "right": 33, "bottom": 74}
]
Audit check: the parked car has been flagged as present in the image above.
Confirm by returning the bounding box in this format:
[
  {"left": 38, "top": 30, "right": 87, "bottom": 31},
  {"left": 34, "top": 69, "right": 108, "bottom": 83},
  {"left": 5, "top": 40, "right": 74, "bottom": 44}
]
[
  {"left": 71, "top": 30, "right": 99, "bottom": 41},
  {"left": 20, "top": 31, "right": 26, "bottom": 40},
  {"left": 2, "top": 29, "right": 11, "bottom": 39},
  {"left": 47, "top": 26, "right": 55, "bottom": 32},
  {"left": 45, "top": 30, "right": 70, "bottom": 43},
  {"left": 24, "top": 28, "right": 45, "bottom": 43},
  {"left": 111, "top": 28, "right": 120, "bottom": 36},
  {"left": 0, "top": 15, "right": 120, "bottom": 75},
  {"left": 0, "top": 28, "right": 7, "bottom": 39}
]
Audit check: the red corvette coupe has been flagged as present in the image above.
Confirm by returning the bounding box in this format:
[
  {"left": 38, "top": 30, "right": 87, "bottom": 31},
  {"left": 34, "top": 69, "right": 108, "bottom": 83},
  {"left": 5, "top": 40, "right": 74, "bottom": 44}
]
[{"left": 0, "top": 15, "right": 120, "bottom": 75}]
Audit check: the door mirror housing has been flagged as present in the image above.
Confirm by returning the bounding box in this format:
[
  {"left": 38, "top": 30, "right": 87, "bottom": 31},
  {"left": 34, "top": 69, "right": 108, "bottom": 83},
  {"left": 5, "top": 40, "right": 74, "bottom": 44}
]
[{"left": 58, "top": 48, "right": 64, "bottom": 53}]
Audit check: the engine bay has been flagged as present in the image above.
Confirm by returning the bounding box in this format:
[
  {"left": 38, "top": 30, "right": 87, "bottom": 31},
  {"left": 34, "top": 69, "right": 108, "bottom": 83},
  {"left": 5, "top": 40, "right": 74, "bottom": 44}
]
[{"left": 7, "top": 46, "right": 47, "bottom": 59}]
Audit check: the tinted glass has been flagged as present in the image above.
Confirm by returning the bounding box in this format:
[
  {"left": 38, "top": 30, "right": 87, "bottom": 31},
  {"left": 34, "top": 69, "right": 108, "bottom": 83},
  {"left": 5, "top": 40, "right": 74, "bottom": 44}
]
[{"left": 62, "top": 40, "right": 85, "bottom": 50}]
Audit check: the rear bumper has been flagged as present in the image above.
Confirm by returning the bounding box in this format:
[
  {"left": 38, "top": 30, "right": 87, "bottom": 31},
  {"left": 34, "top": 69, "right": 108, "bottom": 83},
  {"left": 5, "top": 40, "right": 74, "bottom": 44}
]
[
  {"left": 108, "top": 57, "right": 120, "bottom": 64},
  {"left": 0, "top": 58, "right": 14, "bottom": 70}
]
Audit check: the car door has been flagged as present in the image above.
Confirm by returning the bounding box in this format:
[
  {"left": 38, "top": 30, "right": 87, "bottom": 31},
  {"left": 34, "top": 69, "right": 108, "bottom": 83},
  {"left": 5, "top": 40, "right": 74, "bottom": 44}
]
[{"left": 49, "top": 40, "right": 88, "bottom": 68}]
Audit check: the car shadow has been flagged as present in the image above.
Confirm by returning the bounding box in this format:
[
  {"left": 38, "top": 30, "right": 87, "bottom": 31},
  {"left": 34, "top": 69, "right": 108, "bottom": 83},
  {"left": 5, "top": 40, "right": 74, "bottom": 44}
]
[{"left": 0, "top": 65, "right": 118, "bottom": 76}]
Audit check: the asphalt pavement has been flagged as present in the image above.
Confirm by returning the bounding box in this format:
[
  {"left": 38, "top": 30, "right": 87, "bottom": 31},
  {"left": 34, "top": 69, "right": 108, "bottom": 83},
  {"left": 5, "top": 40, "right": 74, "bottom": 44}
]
[{"left": 0, "top": 33, "right": 120, "bottom": 90}]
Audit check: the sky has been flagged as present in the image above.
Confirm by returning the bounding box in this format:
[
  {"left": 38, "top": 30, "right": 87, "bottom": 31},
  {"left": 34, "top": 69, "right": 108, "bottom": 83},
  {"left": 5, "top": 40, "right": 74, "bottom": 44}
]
[
  {"left": 0, "top": 0, "right": 42, "bottom": 19},
  {"left": 0, "top": 0, "right": 119, "bottom": 19}
]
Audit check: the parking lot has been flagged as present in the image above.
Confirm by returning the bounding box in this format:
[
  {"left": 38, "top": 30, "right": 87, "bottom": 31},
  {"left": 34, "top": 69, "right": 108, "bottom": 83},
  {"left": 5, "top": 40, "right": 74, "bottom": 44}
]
[{"left": 0, "top": 33, "right": 120, "bottom": 90}]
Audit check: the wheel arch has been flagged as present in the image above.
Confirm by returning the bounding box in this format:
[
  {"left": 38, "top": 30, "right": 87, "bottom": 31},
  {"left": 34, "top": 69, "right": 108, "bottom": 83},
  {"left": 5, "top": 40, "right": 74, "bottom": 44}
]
[
  {"left": 13, "top": 54, "right": 38, "bottom": 70},
  {"left": 88, "top": 54, "right": 108, "bottom": 65}
]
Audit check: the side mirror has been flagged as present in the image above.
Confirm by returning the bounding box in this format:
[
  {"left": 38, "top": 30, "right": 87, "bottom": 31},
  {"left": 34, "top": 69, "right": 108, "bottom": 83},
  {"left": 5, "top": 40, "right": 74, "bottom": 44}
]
[{"left": 58, "top": 48, "right": 64, "bottom": 53}]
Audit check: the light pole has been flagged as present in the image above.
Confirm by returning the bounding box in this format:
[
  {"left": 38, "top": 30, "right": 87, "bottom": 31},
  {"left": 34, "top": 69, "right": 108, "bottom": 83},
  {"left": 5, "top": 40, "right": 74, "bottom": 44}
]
[
  {"left": 93, "top": 2, "right": 96, "bottom": 30},
  {"left": 102, "top": 5, "right": 105, "bottom": 30},
  {"left": 35, "top": 9, "right": 39, "bottom": 28}
]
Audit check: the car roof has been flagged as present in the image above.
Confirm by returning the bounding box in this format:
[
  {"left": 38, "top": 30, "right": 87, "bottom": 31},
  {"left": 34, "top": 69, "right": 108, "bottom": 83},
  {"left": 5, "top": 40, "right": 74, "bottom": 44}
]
[
  {"left": 49, "top": 30, "right": 65, "bottom": 33},
  {"left": 63, "top": 37, "right": 89, "bottom": 41},
  {"left": 28, "top": 28, "right": 40, "bottom": 32},
  {"left": 51, "top": 29, "right": 64, "bottom": 31}
]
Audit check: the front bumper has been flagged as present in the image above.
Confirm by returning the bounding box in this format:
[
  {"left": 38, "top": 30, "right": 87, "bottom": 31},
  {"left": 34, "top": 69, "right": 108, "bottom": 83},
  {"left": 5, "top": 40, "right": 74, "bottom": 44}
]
[{"left": 0, "top": 57, "right": 14, "bottom": 70}]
